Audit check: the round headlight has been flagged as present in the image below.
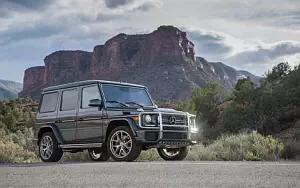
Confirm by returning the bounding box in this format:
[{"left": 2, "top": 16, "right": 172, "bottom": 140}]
[{"left": 144, "top": 115, "right": 152, "bottom": 124}]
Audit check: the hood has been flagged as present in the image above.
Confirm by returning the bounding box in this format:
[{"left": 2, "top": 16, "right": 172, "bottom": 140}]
[{"left": 154, "top": 108, "right": 185, "bottom": 114}]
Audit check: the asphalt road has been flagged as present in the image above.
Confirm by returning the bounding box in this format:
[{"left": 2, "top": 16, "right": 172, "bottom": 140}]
[{"left": 1, "top": 161, "right": 300, "bottom": 188}]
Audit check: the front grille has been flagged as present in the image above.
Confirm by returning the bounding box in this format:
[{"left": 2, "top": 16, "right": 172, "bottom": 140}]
[
  {"left": 162, "top": 132, "right": 187, "bottom": 140},
  {"left": 162, "top": 114, "right": 187, "bottom": 125}
]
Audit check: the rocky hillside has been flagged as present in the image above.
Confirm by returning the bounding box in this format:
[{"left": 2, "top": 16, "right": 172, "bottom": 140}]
[
  {"left": 20, "top": 26, "right": 259, "bottom": 101},
  {"left": 0, "top": 80, "right": 23, "bottom": 101}
]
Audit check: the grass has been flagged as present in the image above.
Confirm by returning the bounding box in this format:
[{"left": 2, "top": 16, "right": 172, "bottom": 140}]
[{"left": 139, "top": 132, "right": 284, "bottom": 161}]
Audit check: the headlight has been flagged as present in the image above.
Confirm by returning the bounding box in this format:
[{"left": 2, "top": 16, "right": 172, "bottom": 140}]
[
  {"left": 142, "top": 114, "right": 158, "bottom": 126},
  {"left": 144, "top": 115, "right": 152, "bottom": 124}
]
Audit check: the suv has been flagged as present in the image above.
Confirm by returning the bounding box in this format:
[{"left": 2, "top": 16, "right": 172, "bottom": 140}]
[{"left": 35, "top": 80, "right": 198, "bottom": 162}]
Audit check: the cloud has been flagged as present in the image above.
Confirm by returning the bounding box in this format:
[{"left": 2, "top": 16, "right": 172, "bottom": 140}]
[
  {"left": 133, "top": 1, "right": 162, "bottom": 11},
  {"left": 181, "top": 26, "right": 300, "bottom": 76},
  {"left": 226, "top": 41, "right": 300, "bottom": 65},
  {"left": 1, "top": 0, "right": 55, "bottom": 10},
  {"left": 104, "top": 0, "right": 162, "bottom": 12},
  {"left": 223, "top": 41, "right": 300, "bottom": 76},
  {"left": 182, "top": 27, "right": 235, "bottom": 61},
  {"left": 104, "top": 0, "right": 134, "bottom": 8}
]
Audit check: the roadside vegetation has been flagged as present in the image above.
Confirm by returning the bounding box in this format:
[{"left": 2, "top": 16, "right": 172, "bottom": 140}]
[{"left": 1, "top": 62, "right": 300, "bottom": 163}]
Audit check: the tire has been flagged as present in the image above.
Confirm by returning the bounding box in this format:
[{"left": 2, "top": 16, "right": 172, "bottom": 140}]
[
  {"left": 157, "top": 147, "right": 189, "bottom": 161},
  {"left": 88, "top": 146, "right": 110, "bottom": 162},
  {"left": 38, "top": 132, "right": 63, "bottom": 162},
  {"left": 107, "top": 126, "right": 142, "bottom": 162}
]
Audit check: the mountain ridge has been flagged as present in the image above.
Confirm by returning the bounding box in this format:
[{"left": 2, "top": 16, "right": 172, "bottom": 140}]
[
  {"left": 0, "top": 80, "right": 23, "bottom": 100},
  {"left": 19, "top": 25, "right": 260, "bottom": 101}
]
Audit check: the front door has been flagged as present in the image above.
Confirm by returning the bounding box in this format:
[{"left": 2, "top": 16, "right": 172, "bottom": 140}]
[
  {"left": 76, "top": 84, "right": 104, "bottom": 143},
  {"left": 56, "top": 87, "right": 79, "bottom": 144}
]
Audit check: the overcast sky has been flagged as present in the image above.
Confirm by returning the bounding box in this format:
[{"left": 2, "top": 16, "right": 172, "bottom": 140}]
[{"left": 1, "top": 0, "right": 300, "bottom": 83}]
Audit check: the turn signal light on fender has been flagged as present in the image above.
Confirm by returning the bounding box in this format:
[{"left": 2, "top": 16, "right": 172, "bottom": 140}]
[{"left": 133, "top": 117, "right": 139, "bottom": 121}]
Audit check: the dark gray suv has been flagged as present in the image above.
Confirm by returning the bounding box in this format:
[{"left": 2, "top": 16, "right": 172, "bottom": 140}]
[{"left": 35, "top": 80, "right": 198, "bottom": 162}]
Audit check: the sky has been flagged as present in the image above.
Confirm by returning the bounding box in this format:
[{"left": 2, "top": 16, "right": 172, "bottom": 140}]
[{"left": 1, "top": 0, "right": 300, "bottom": 83}]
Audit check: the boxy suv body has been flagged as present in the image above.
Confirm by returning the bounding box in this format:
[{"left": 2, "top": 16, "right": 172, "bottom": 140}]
[{"left": 35, "top": 80, "right": 198, "bottom": 162}]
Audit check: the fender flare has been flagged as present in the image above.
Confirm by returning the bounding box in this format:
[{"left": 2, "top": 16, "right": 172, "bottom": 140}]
[
  {"left": 37, "top": 124, "right": 63, "bottom": 145},
  {"left": 105, "top": 118, "right": 138, "bottom": 140}
]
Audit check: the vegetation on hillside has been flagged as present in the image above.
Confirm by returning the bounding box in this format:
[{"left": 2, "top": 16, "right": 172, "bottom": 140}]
[
  {"left": 176, "top": 62, "right": 300, "bottom": 158},
  {"left": 0, "top": 98, "right": 38, "bottom": 163}
]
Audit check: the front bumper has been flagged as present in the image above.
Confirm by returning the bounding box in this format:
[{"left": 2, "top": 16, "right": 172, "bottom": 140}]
[
  {"left": 135, "top": 130, "right": 198, "bottom": 148},
  {"left": 136, "top": 112, "right": 198, "bottom": 148}
]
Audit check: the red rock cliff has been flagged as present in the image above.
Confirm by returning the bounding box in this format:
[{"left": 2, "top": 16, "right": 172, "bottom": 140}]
[{"left": 21, "top": 25, "right": 238, "bottom": 100}]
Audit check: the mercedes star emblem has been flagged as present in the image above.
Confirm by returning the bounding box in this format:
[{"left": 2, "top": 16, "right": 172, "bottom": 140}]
[{"left": 169, "top": 116, "right": 176, "bottom": 125}]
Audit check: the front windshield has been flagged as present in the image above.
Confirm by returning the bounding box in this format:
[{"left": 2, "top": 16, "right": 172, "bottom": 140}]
[{"left": 102, "top": 84, "right": 153, "bottom": 107}]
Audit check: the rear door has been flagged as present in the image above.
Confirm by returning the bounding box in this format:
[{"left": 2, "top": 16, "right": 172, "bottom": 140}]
[
  {"left": 76, "top": 84, "right": 104, "bottom": 143},
  {"left": 56, "top": 87, "right": 79, "bottom": 144}
]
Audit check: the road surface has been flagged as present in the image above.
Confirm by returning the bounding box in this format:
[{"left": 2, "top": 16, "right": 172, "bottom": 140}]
[{"left": 1, "top": 161, "right": 300, "bottom": 188}]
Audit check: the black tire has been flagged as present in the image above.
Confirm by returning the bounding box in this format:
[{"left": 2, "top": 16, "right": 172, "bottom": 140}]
[
  {"left": 157, "top": 147, "right": 189, "bottom": 161},
  {"left": 107, "top": 126, "right": 142, "bottom": 162},
  {"left": 88, "top": 146, "right": 110, "bottom": 162},
  {"left": 38, "top": 132, "right": 63, "bottom": 162}
]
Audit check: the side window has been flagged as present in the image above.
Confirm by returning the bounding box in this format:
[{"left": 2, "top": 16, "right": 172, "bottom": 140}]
[
  {"left": 81, "top": 85, "right": 102, "bottom": 109},
  {"left": 39, "top": 92, "right": 58, "bottom": 113},
  {"left": 61, "top": 88, "right": 79, "bottom": 111}
]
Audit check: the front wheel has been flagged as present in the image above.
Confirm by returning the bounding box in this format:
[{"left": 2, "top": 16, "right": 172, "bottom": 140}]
[
  {"left": 107, "top": 126, "right": 142, "bottom": 162},
  {"left": 157, "top": 147, "right": 189, "bottom": 161}
]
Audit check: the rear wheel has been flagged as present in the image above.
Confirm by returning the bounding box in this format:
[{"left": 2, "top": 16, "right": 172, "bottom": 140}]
[
  {"left": 88, "top": 147, "right": 110, "bottom": 161},
  {"left": 157, "top": 147, "right": 189, "bottom": 161},
  {"left": 39, "top": 132, "right": 63, "bottom": 162},
  {"left": 107, "top": 126, "right": 142, "bottom": 162}
]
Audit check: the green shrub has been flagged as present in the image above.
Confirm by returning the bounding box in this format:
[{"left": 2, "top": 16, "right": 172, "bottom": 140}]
[
  {"left": 137, "top": 149, "right": 162, "bottom": 161},
  {"left": 62, "top": 151, "right": 90, "bottom": 162},
  {"left": 0, "top": 128, "right": 39, "bottom": 163},
  {"left": 281, "top": 139, "right": 300, "bottom": 160},
  {"left": 186, "top": 132, "right": 284, "bottom": 161},
  {"left": 0, "top": 136, "right": 38, "bottom": 163}
]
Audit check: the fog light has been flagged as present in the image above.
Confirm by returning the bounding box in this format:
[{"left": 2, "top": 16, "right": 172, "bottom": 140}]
[{"left": 191, "top": 127, "right": 198, "bottom": 133}]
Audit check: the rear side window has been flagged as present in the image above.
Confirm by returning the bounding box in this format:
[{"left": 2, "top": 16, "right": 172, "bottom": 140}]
[
  {"left": 39, "top": 92, "right": 59, "bottom": 113},
  {"left": 61, "top": 88, "right": 79, "bottom": 111},
  {"left": 81, "top": 85, "right": 102, "bottom": 109}
]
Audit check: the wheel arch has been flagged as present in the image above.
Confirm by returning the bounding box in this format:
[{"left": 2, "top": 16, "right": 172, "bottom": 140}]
[
  {"left": 104, "top": 118, "right": 137, "bottom": 142},
  {"left": 37, "top": 124, "right": 63, "bottom": 145}
]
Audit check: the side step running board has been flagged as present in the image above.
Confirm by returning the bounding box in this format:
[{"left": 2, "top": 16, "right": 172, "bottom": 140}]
[{"left": 59, "top": 143, "right": 103, "bottom": 149}]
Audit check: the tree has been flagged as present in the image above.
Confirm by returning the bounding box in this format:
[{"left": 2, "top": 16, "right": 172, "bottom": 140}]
[
  {"left": 266, "top": 62, "right": 291, "bottom": 83},
  {"left": 191, "top": 82, "right": 221, "bottom": 141},
  {"left": 233, "top": 77, "right": 255, "bottom": 105}
]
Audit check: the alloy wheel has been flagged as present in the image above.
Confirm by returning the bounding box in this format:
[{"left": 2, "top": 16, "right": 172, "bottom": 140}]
[
  {"left": 109, "top": 130, "right": 132, "bottom": 159},
  {"left": 40, "top": 135, "right": 53, "bottom": 160}
]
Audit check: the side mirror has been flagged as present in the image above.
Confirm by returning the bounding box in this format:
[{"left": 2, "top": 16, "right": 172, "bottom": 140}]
[
  {"left": 154, "top": 104, "right": 158, "bottom": 108},
  {"left": 88, "top": 99, "right": 103, "bottom": 108}
]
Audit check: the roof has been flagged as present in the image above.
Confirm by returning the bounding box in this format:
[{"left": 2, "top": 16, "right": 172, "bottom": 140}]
[{"left": 42, "top": 80, "right": 146, "bottom": 92}]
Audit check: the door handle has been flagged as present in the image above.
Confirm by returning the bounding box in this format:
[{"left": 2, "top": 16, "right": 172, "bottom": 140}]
[
  {"left": 56, "top": 120, "right": 62, "bottom": 123},
  {"left": 78, "top": 118, "right": 84, "bottom": 121}
]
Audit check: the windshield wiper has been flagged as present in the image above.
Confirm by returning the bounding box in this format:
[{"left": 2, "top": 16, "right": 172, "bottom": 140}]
[
  {"left": 125, "top": 101, "right": 144, "bottom": 108},
  {"left": 106, "top": 100, "right": 129, "bottom": 107}
]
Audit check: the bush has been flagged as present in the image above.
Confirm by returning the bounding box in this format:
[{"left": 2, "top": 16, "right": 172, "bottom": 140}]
[
  {"left": 186, "top": 132, "right": 284, "bottom": 161},
  {"left": 281, "top": 139, "right": 300, "bottom": 160},
  {"left": 0, "top": 128, "right": 39, "bottom": 163},
  {"left": 0, "top": 136, "right": 38, "bottom": 163},
  {"left": 62, "top": 151, "right": 91, "bottom": 162},
  {"left": 137, "top": 149, "right": 162, "bottom": 161}
]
